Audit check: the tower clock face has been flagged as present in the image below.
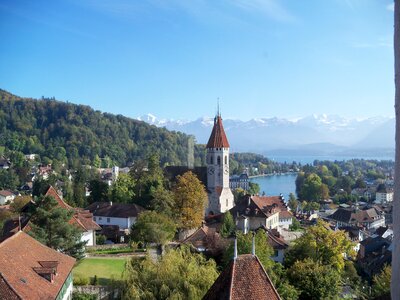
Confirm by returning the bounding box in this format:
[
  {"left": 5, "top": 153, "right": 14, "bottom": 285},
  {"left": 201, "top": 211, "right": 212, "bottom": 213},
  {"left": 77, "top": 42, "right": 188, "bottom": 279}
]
[
  {"left": 224, "top": 166, "right": 229, "bottom": 175},
  {"left": 208, "top": 167, "right": 215, "bottom": 175}
]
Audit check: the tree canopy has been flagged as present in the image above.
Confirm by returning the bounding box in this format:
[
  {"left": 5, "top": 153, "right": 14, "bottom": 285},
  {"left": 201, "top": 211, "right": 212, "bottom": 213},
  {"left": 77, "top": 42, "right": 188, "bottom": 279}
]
[{"left": 123, "top": 246, "right": 219, "bottom": 300}]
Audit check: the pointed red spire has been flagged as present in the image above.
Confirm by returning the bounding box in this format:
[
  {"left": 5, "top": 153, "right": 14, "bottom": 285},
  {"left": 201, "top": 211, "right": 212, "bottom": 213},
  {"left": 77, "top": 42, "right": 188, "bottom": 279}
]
[{"left": 206, "top": 116, "right": 230, "bottom": 148}]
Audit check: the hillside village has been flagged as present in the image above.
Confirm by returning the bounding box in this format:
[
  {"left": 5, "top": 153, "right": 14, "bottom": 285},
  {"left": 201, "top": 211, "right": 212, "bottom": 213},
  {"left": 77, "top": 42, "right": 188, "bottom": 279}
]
[{"left": 0, "top": 110, "right": 395, "bottom": 300}]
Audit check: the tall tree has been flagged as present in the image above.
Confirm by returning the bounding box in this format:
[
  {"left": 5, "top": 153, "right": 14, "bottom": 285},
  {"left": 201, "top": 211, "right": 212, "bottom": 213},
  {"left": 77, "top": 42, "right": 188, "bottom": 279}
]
[
  {"left": 123, "top": 246, "right": 218, "bottom": 300},
  {"left": 284, "top": 220, "right": 354, "bottom": 272},
  {"left": 394, "top": 1, "right": 400, "bottom": 297},
  {"left": 287, "top": 258, "right": 341, "bottom": 300},
  {"left": 219, "top": 211, "right": 235, "bottom": 238},
  {"left": 110, "top": 173, "right": 135, "bottom": 203},
  {"left": 130, "top": 211, "right": 176, "bottom": 246},
  {"left": 173, "top": 171, "right": 207, "bottom": 231},
  {"left": 29, "top": 196, "right": 86, "bottom": 259}
]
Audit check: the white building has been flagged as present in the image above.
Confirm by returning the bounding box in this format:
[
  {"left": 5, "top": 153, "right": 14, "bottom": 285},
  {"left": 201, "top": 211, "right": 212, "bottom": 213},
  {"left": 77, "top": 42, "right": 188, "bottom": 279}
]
[
  {"left": 205, "top": 113, "right": 234, "bottom": 215},
  {"left": 0, "top": 190, "right": 15, "bottom": 205},
  {"left": 375, "top": 191, "right": 394, "bottom": 204},
  {"left": 87, "top": 202, "right": 145, "bottom": 230}
]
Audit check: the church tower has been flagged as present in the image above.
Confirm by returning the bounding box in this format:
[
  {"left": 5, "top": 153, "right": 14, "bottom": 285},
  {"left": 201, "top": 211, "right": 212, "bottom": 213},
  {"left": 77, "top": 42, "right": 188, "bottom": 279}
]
[{"left": 206, "top": 112, "right": 234, "bottom": 214}]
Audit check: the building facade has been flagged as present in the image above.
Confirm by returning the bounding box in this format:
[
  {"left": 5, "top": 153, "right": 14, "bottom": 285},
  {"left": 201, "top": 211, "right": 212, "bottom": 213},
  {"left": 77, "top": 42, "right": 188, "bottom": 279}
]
[{"left": 206, "top": 113, "right": 234, "bottom": 215}]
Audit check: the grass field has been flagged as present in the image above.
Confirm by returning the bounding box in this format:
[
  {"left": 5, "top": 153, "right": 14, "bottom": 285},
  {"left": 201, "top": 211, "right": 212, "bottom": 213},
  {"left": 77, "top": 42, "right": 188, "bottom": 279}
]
[{"left": 73, "top": 257, "right": 127, "bottom": 285}]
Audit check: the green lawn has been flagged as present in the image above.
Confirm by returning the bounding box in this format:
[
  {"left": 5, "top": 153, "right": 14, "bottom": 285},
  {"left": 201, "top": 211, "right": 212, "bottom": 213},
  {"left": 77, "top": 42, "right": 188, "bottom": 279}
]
[{"left": 73, "top": 257, "right": 127, "bottom": 285}]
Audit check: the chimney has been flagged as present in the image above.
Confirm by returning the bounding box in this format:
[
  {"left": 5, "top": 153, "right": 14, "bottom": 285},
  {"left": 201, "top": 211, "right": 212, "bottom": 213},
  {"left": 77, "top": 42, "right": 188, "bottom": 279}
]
[
  {"left": 252, "top": 231, "right": 256, "bottom": 256},
  {"left": 233, "top": 234, "right": 238, "bottom": 260}
]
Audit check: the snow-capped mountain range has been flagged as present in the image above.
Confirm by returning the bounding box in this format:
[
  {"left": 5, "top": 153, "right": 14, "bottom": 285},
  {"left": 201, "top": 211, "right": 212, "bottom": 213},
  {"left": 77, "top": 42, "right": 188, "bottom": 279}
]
[{"left": 137, "top": 114, "right": 395, "bottom": 157}]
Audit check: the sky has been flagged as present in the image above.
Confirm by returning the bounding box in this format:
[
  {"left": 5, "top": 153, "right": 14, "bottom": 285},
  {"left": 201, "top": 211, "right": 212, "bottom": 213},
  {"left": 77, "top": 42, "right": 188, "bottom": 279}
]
[{"left": 0, "top": 0, "right": 396, "bottom": 120}]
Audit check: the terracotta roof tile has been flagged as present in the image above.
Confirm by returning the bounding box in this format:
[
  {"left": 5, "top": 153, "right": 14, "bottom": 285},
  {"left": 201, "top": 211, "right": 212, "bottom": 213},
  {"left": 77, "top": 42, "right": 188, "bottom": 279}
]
[
  {"left": 206, "top": 116, "right": 230, "bottom": 148},
  {"left": 203, "top": 254, "right": 281, "bottom": 300},
  {"left": 0, "top": 231, "right": 75, "bottom": 300},
  {"left": 0, "top": 273, "right": 21, "bottom": 300}
]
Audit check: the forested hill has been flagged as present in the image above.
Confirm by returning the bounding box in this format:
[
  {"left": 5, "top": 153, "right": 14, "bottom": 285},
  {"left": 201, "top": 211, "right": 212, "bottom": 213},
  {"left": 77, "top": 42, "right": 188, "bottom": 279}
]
[{"left": 0, "top": 89, "right": 204, "bottom": 168}]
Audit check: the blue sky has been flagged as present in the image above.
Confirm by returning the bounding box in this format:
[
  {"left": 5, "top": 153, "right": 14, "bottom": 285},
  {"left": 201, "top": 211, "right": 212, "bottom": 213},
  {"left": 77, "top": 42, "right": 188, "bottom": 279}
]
[{"left": 0, "top": 0, "right": 395, "bottom": 120}]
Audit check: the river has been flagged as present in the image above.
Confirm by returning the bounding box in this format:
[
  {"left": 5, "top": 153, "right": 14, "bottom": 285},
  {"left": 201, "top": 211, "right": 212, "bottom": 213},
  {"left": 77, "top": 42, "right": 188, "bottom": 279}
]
[{"left": 249, "top": 173, "right": 297, "bottom": 202}]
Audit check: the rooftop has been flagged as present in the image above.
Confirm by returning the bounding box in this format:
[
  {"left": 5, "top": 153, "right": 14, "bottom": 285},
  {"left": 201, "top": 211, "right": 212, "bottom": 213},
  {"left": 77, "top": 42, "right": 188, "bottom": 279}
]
[
  {"left": 206, "top": 116, "right": 230, "bottom": 149},
  {"left": 0, "top": 231, "right": 75, "bottom": 299},
  {"left": 203, "top": 254, "right": 281, "bottom": 300}
]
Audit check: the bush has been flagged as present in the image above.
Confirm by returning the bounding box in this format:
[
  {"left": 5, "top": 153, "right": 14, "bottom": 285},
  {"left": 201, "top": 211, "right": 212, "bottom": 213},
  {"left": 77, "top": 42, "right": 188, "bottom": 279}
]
[
  {"left": 72, "top": 292, "right": 97, "bottom": 300},
  {"left": 73, "top": 275, "right": 90, "bottom": 286},
  {"left": 96, "top": 234, "right": 106, "bottom": 245},
  {"left": 289, "top": 218, "right": 301, "bottom": 231},
  {"left": 91, "top": 275, "right": 99, "bottom": 285}
]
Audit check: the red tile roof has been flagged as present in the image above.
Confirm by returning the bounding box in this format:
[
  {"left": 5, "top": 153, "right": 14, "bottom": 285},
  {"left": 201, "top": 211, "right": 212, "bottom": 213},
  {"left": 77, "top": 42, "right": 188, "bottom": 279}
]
[
  {"left": 0, "top": 273, "right": 21, "bottom": 300},
  {"left": 203, "top": 254, "right": 281, "bottom": 300},
  {"left": 45, "top": 186, "right": 100, "bottom": 231},
  {"left": 206, "top": 116, "right": 230, "bottom": 148},
  {"left": 0, "top": 190, "right": 14, "bottom": 197},
  {"left": 0, "top": 231, "right": 75, "bottom": 300},
  {"left": 231, "top": 195, "right": 288, "bottom": 219}
]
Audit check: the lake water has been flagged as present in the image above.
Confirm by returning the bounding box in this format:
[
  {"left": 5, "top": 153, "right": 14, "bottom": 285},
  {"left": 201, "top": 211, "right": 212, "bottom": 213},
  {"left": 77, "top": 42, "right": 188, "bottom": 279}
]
[
  {"left": 267, "top": 155, "right": 394, "bottom": 164},
  {"left": 249, "top": 173, "right": 297, "bottom": 201}
]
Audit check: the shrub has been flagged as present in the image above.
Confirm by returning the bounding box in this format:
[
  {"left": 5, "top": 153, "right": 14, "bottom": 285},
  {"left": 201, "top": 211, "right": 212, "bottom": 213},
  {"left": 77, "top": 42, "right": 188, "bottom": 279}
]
[{"left": 73, "top": 275, "right": 90, "bottom": 286}]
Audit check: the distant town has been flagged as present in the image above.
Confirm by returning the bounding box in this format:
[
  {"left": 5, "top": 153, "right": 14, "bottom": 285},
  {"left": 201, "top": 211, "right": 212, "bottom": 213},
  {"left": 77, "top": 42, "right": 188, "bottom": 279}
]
[{"left": 0, "top": 92, "right": 395, "bottom": 299}]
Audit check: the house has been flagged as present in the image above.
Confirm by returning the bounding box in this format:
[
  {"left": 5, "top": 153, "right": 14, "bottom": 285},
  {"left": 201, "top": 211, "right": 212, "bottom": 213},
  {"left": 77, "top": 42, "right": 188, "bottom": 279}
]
[
  {"left": 0, "top": 190, "right": 15, "bottom": 205},
  {"left": 24, "top": 154, "right": 37, "bottom": 161},
  {"left": 183, "top": 224, "right": 223, "bottom": 255},
  {"left": 328, "top": 207, "right": 385, "bottom": 230},
  {"left": 357, "top": 236, "right": 392, "bottom": 279},
  {"left": 45, "top": 186, "right": 101, "bottom": 246},
  {"left": 203, "top": 243, "right": 281, "bottom": 300},
  {"left": 229, "top": 172, "right": 249, "bottom": 191},
  {"left": 230, "top": 195, "right": 292, "bottom": 234},
  {"left": 0, "top": 231, "right": 75, "bottom": 300},
  {"left": 266, "top": 229, "right": 289, "bottom": 263},
  {"left": 86, "top": 202, "right": 145, "bottom": 231},
  {"left": 375, "top": 189, "right": 394, "bottom": 204},
  {"left": 0, "top": 157, "right": 11, "bottom": 169}
]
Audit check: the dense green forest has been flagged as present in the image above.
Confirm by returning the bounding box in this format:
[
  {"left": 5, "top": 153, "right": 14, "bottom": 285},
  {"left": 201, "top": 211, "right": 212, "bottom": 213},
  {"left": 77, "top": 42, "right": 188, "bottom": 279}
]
[{"left": 0, "top": 89, "right": 205, "bottom": 168}]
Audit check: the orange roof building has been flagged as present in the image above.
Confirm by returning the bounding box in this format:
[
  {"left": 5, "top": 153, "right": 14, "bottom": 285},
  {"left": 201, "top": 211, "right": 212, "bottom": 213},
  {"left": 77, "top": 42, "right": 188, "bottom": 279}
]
[
  {"left": 45, "top": 186, "right": 101, "bottom": 246},
  {"left": 0, "top": 231, "right": 75, "bottom": 300},
  {"left": 203, "top": 253, "right": 281, "bottom": 300},
  {"left": 206, "top": 113, "right": 234, "bottom": 215}
]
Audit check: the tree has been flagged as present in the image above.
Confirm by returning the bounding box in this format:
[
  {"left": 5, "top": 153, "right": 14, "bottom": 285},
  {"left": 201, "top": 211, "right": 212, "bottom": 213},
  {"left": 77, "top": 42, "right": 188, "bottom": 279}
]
[
  {"left": 300, "top": 173, "right": 325, "bottom": 201},
  {"left": 288, "top": 193, "right": 298, "bottom": 211},
  {"left": 287, "top": 258, "right": 341, "bottom": 300},
  {"left": 110, "top": 173, "right": 135, "bottom": 203},
  {"left": 123, "top": 246, "right": 218, "bottom": 300},
  {"left": 284, "top": 220, "right": 354, "bottom": 272},
  {"left": 10, "top": 195, "right": 31, "bottom": 213},
  {"left": 373, "top": 265, "right": 391, "bottom": 298},
  {"left": 149, "top": 185, "right": 175, "bottom": 217},
  {"left": 29, "top": 196, "right": 86, "bottom": 259},
  {"left": 130, "top": 211, "right": 176, "bottom": 246},
  {"left": 88, "top": 179, "right": 109, "bottom": 203},
  {"left": 394, "top": 2, "right": 400, "bottom": 297},
  {"left": 248, "top": 182, "right": 260, "bottom": 195},
  {"left": 220, "top": 211, "right": 235, "bottom": 238},
  {"left": 223, "top": 231, "right": 274, "bottom": 274},
  {"left": 173, "top": 171, "right": 207, "bottom": 231}
]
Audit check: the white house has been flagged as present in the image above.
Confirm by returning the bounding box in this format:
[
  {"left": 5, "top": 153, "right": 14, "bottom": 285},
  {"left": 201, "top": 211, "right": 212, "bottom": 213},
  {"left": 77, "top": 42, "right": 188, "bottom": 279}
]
[
  {"left": 231, "top": 195, "right": 292, "bottom": 234},
  {"left": 86, "top": 202, "right": 145, "bottom": 230},
  {"left": 375, "top": 191, "right": 394, "bottom": 204},
  {"left": 0, "top": 190, "right": 15, "bottom": 205}
]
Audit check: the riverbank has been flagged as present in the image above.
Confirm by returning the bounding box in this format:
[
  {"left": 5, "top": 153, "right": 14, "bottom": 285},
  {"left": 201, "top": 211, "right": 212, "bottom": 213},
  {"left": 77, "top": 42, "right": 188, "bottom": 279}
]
[{"left": 248, "top": 172, "right": 298, "bottom": 179}]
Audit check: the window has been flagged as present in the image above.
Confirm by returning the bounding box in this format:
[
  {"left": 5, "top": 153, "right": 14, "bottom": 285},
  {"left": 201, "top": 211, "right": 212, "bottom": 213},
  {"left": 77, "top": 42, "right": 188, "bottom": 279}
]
[
  {"left": 210, "top": 156, "right": 214, "bottom": 164},
  {"left": 93, "top": 217, "right": 96, "bottom": 221},
  {"left": 225, "top": 155, "right": 227, "bottom": 164},
  {"left": 99, "top": 217, "right": 102, "bottom": 221},
  {"left": 217, "top": 156, "right": 221, "bottom": 165},
  {"left": 107, "top": 218, "right": 110, "bottom": 223},
  {"left": 226, "top": 199, "right": 228, "bottom": 207}
]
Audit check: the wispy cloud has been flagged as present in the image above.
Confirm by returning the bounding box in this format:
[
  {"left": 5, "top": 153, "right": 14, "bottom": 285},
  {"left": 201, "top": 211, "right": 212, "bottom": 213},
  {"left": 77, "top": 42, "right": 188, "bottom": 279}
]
[
  {"left": 229, "top": 0, "right": 295, "bottom": 22},
  {"left": 70, "top": 0, "right": 295, "bottom": 24},
  {"left": 386, "top": 3, "right": 394, "bottom": 12}
]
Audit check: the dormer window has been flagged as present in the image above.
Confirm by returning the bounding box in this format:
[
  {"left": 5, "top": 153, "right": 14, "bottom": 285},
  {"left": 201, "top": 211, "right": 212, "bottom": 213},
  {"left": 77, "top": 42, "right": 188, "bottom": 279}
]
[{"left": 34, "top": 261, "right": 59, "bottom": 282}]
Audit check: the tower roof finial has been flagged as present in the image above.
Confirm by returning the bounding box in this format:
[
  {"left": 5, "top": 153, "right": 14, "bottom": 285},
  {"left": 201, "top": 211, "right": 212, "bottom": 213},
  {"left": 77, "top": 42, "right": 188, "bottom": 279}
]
[{"left": 217, "top": 97, "right": 221, "bottom": 118}]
